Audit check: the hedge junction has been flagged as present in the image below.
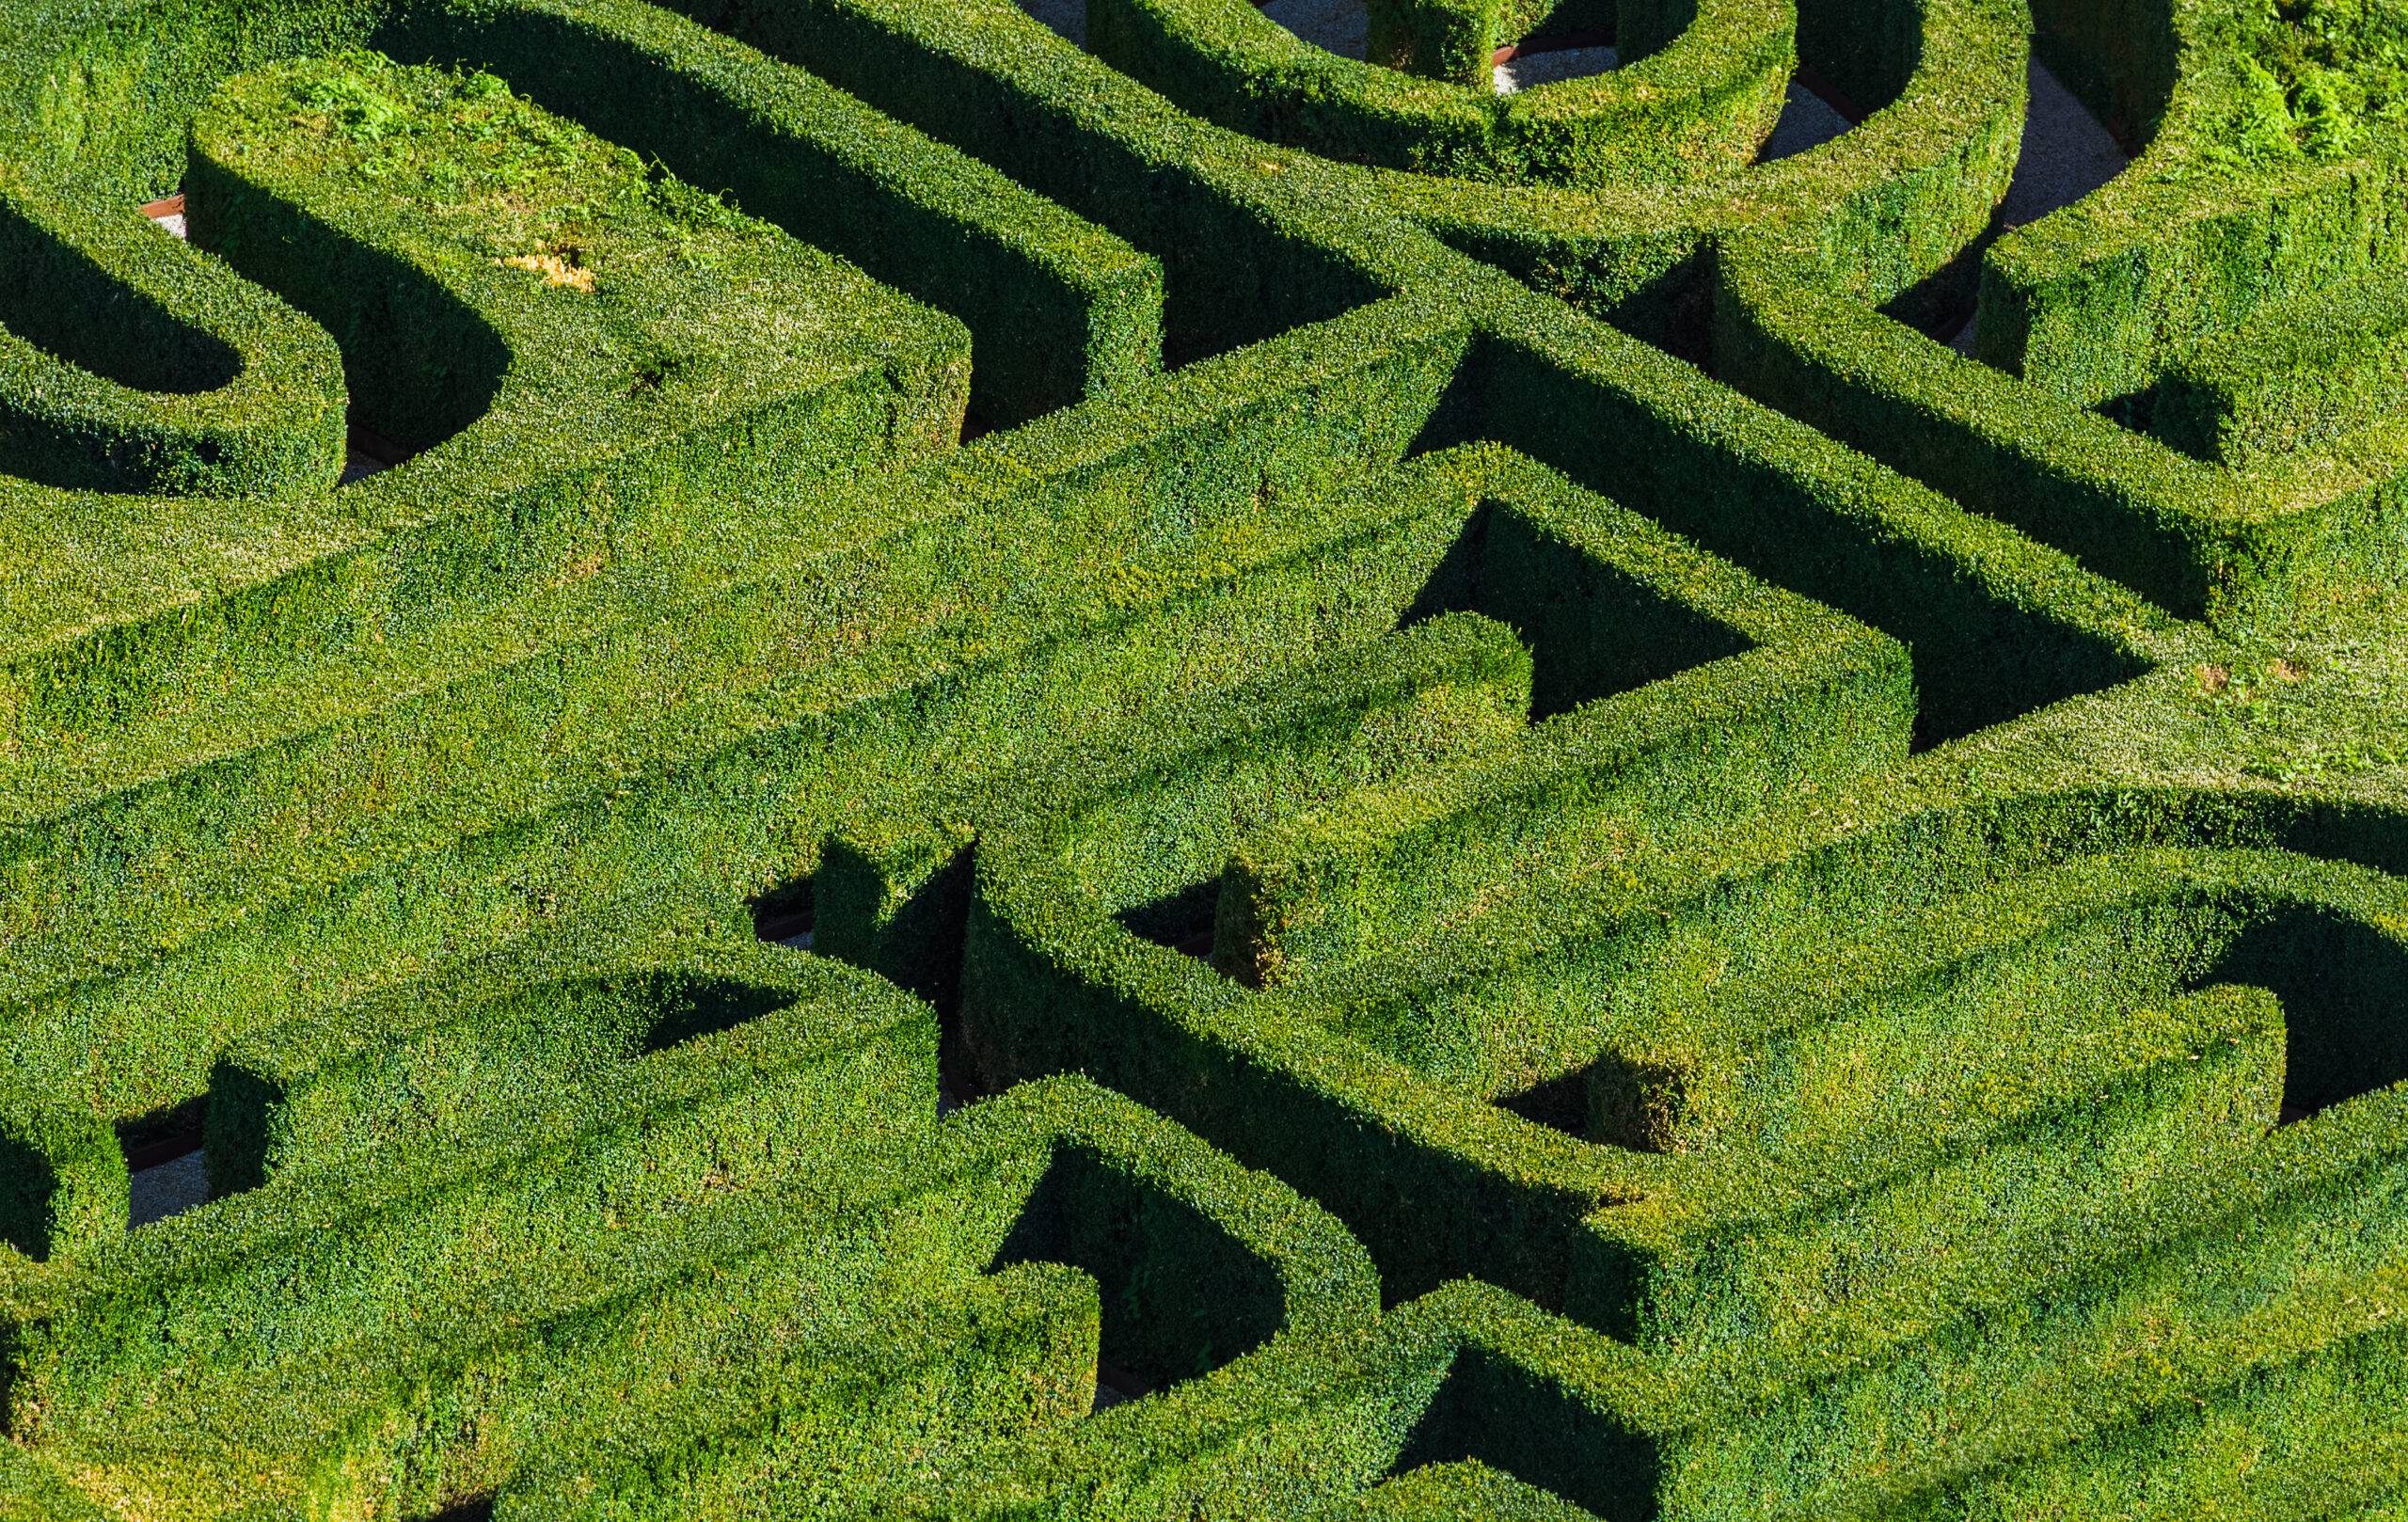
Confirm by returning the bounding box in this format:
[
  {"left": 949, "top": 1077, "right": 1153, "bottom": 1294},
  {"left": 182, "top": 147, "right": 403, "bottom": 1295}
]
[{"left": 1, "top": 0, "right": 2407, "bottom": 1514}]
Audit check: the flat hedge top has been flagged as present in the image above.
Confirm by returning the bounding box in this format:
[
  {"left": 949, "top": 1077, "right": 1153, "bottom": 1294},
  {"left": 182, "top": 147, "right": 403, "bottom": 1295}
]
[{"left": 0, "top": 0, "right": 2406, "bottom": 1517}]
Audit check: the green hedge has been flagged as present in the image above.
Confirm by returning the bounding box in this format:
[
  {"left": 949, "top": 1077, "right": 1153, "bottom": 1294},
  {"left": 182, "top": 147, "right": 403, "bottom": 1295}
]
[
  {"left": 0, "top": 0, "right": 2400, "bottom": 1511},
  {"left": 1979, "top": 0, "right": 2408, "bottom": 406},
  {"left": 740, "top": 0, "right": 2028, "bottom": 327},
  {"left": 1696, "top": 0, "right": 2408, "bottom": 626},
  {"left": 0, "top": 186, "right": 347, "bottom": 498},
  {"left": 964, "top": 732, "right": 2408, "bottom": 1514},
  {"left": 1336, "top": 1459, "right": 1606, "bottom": 1519},
  {"left": 1976, "top": 157, "right": 2402, "bottom": 409},
  {"left": 1084, "top": 0, "right": 1793, "bottom": 184},
  {"left": 0, "top": 0, "right": 1174, "bottom": 744},
  {"left": 1460, "top": 302, "right": 2168, "bottom": 746},
  {"left": 2154, "top": 262, "right": 2408, "bottom": 464},
  {"left": 1216, "top": 446, "right": 1912, "bottom": 988},
  {"left": 481, "top": 1070, "right": 1383, "bottom": 1519},
  {"left": 0, "top": 284, "right": 1471, "bottom": 1107},
  {"left": 389, "top": 0, "right": 1164, "bottom": 426},
  {"left": 1711, "top": 232, "right": 2408, "bottom": 622},
  {"left": 183, "top": 47, "right": 970, "bottom": 606},
  {"left": 0, "top": 896, "right": 1381, "bottom": 1516}
]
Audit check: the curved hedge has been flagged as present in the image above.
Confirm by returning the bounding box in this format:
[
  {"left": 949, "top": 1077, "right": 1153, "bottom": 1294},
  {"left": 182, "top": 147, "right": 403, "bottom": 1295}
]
[
  {"left": 0, "top": 186, "right": 347, "bottom": 498},
  {"left": 1705, "top": 0, "right": 2408, "bottom": 624},
  {"left": 1085, "top": 0, "right": 1795, "bottom": 183},
  {"left": 0, "top": 0, "right": 2400, "bottom": 1513}
]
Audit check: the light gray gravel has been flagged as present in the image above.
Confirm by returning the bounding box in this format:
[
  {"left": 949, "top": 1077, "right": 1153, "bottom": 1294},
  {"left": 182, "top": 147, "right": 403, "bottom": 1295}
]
[
  {"left": 1020, "top": 0, "right": 1086, "bottom": 44},
  {"left": 2000, "top": 58, "right": 2129, "bottom": 230},
  {"left": 1493, "top": 44, "right": 1615, "bottom": 94},
  {"left": 1260, "top": 0, "right": 1366, "bottom": 58},
  {"left": 129, "top": 1149, "right": 210, "bottom": 1228},
  {"left": 1758, "top": 82, "right": 1852, "bottom": 160}
]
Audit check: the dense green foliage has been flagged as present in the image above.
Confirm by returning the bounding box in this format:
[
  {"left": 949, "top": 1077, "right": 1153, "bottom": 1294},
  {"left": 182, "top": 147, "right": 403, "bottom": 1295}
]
[
  {"left": 0, "top": 0, "right": 2402, "bottom": 1514},
  {"left": 2238, "top": 0, "right": 2408, "bottom": 161}
]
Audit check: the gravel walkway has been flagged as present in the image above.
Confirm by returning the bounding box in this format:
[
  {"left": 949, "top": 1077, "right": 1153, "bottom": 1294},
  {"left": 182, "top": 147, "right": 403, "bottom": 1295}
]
[
  {"left": 130, "top": 1149, "right": 210, "bottom": 1228},
  {"left": 2000, "top": 58, "right": 2129, "bottom": 229}
]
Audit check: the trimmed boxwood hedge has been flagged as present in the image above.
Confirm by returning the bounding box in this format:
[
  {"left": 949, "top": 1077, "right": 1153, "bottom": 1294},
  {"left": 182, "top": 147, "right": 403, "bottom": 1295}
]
[
  {"left": 1083, "top": 0, "right": 1795, "bottom": 184},
  {"left": 0, "top": 0, "right": 2402, "bottom": 1511},
  {"left": 962, "top": 721, "right": 2408, "bottom": 1514},
  {"left": 1704, "top": 0, "right": 2408, "bottom": 625},
  {"left": 385, "top": 0, "right": 1166, "bottom": 427},
  {"left": 0, "top": 188, "right": 348, "bottom": 499},
  {"left": 0, "top": 899, "right": 1380, "bottom": 1516},
  {"left": 2153, "top": 261, "right": 2408, "bottom": 465},
  {"left": 1980, "top": 0, "right": 2408, "bottom": 407},
  {"left": 1213, "top": 446, "right": 1914, "bottom": 987}
]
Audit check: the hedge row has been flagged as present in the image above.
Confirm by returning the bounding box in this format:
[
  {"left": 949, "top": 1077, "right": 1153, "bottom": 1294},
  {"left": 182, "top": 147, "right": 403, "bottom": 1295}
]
[
  {"left": 1356, "top": 0, "right": 1615, "bottom": 85},
  {"left": 0, "top": 0, "right": 2396, "bottom": 1512},
  {"left": 0, "top": 0, "right": 2118, "bottom": 785},
  {"left": 0, "top": 31, "right": 2149, "bottom": 1117},
  {"left": 1712, "top": 234, "right": 2408, "bottom": 623},
  {"left": 7, "top": 909, "right": 939, "bottom": 1509},
  {"left": 960, "top": 672, "right": 2408, "bottom": 1515},
  {"left": 0, "top": 241, "right": 2186, "bottom": 1435},
  {"left": 0, "top": 0, "right": 364, "bottom": 504},
  {"left": 389, "top": 0, "right": 1165, "bottom": 426},
  {"left": 749, "top": 0, "right": 2031, "bottom": 330},
  {"left": 1377, "top": 0, "right": 2027, "bottom": 338},
  {"left": 1083, "top": 0, "right": 1793, "bottom": 184},
  {"left": 1216, "top": 445, "right": 1914, "bottom": 988},
  {"left": 1704, "top": 0, "right": 2408, "bottom": 624},
  {"left": 1979, "top": 0, "right": 2408, "bottom": 407},
  {"left": 2154, "top": 260, "right": 2408, "bottom": 465},
  {"left": 0, "top": 280, "right": 1474, "bottom": 1110},
  {"left": 0, "top": 187, "right": 347, "bottom": 499},
  {"left": 184, "top": 48, "right": 970, "bottom": 529},
  {"left": 669, "top": 0, "right": 2148, "bottom": 742},
  {"left": 1454, "top": 304, "right": 2169, "bottom": 748},
  {"left": 0, "top": 0, "right": 1168, "bottom": 746},
  {"left": 0, "top": 900, "right": 1382, "bottom": 1517}
]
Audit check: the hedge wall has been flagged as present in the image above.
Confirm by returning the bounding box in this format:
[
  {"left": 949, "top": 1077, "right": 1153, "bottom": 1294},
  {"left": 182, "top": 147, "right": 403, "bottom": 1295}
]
[{"left": 0, "top": 0, "right": 2399, "bottom": 1512}]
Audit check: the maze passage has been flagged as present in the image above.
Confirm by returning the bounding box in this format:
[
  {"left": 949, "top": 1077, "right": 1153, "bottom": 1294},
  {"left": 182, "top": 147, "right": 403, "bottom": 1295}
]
[{"left": 1, "top": 0, "right": 2407, "bottom": 1514}]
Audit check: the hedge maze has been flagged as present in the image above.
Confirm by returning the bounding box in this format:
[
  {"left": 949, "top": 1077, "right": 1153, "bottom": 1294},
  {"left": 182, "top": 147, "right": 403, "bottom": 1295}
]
[{"left": 3, "top": 0, "right": 2408, "bottom": 1513}]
